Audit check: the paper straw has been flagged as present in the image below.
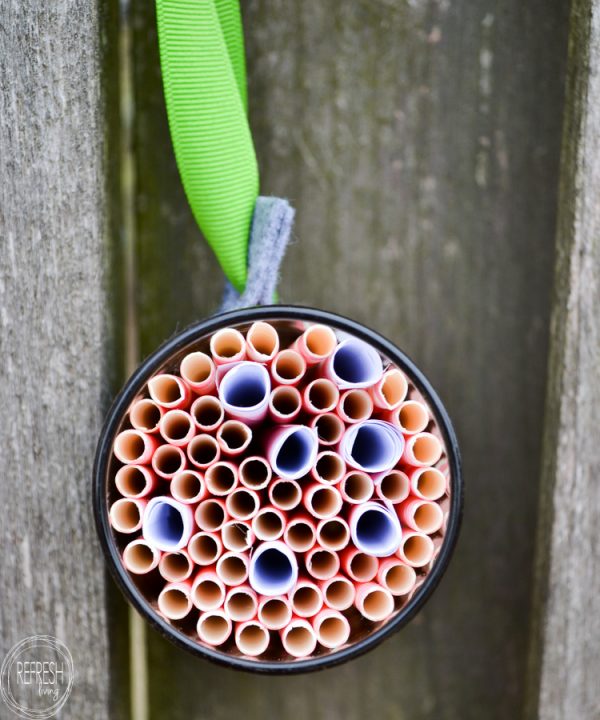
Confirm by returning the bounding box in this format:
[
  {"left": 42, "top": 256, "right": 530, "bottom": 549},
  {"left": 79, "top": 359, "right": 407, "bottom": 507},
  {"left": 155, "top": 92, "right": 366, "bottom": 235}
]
[
  {"left": 377, "top": 558, "right": 417, "bottom": 596},
  {"left": 158, "top": 582, "right": 193, "bottom": 620},
  {"left": 268, "top": 478, "right": 302, "bottom": 511},
  {"left": 399, "top": 499, "right": 444, "bottom": 534},
  {"left": 142, "top": 497, "right": 194, "bottom": 551},
  {"left": 197, "top": 609, "right": 232, "bottom": 646},
  {"left": 339, "top": 420, "right": 404, "bottom": 474},
  {"left": 129, "top": 398, "right": 163, "bottom": 434},
  {"left": 235, "top": 620, "right": 270, "bottom": 657},
  {"left": 195, "top": 498, "right": 228, "bottom": 532},
  {"left": 375, "top": 470, "right": 410, "bottom": 504},
  {"left": 252, "top": 506, "right": 286, "bottom": 541},
  {"left": 148, "top": 374, "right": 190, "bottom": 410},
  {"left": 151, "top": 444, "right": 186, "bottom": 479},
  {"left": 216, "top": 551, "right": 249, "bottom": 587},
  {"left": 289, "top": 580, "right": 323, "bottom": 618},
  {"left": 187, "top": 433, "right": 220, "bottom": 469},
  {"left": 388, "top": 400, "right": 429, "bottom": 435},
  {"left": 170, "top": 470, "right": 206, "bottom": 504},
  {"left": 397, "top": 532, "right": 435, "bottom": 567},
  {"left": 269, "top": 385, "right": 302, "bottom": 423},
  {"left": 238, "top": 456, "right": 271, "bottom": 490},
  {"left": 249, "top": 541, "right": 299, "bottom": 596},
  {"left": 311, "top": 450, "right": 346, "bottom": 485},
  {"left": 224, "top": 585, "right": 258, "bottom": 622},
  {"left": 283, "top": 515, "right": 317, "bottom": 553},
  {"left": 409, "top": 467, "right": 446, "bottom": 501},
  {"left": 354, "top": 583, "right": 394, "bottom": 622},
  {"left": 109, "top": 497, "right": 146, "bottom": 534},
  {"left": 190, "top": 395, "right": 224, "bottom": 432},
  {"left": 179, "top": 351, "right": 216, "bottom": 395},
  {"left": 337, "top": 389, "right": 373, "bottom": 424},
  {"left": 216, "top": 420, "right": 252, "bottom": 456},
  {"left": 349, "top": 502, "right": 402, "bottom": 557},
  {"left": 305, "top": 546, "right": 340, "bottom": 580},
  {"left": 402, "top": 432, "right": 443, "bottom": 467},
  {"left": 312, "top": 609, "right": 350, "bottom": 649},
  {"left": 204, "top": 461, "right": 238, "bottom": 496},
  {"left": 122, "top": 539, "right": 161, "bottom": 574},
  {"left": 188, "top": 531, "right": 222, "bottom": 566},
  {"left": 115, "top": 465, "right": 157, "bottom": 499},
  {"left": 280, "top": 618, "right": 317, "bottom": 658},
  {"left": 341, "top": 548, "right": 379, "bottom": 583},
  {"left": 339, "top": 471, "right": 374, "bottom": 504},
  {"left": 370, "top": 368, "right": 408, "bottom": 410},
  {"left": 158, "top": 549, "right": 194, "bottom": 583},
  {"left": 319, "top": 576, "right": 356, "bottom": 611},
  {"left": 113, "top": 429, "right": 158, "bottom": 465},
  {"left": 323, "top": 338, "right": 383, "bottom": 389},
  {"left": 221, "top": 520, "right": 254, "bottom": 552},
  {"left": 191, "top": 570, "right": 226, "bottom": 611},
  {"left": 292, "top": 324, "right": 337, "bottom": 365},
  {"left": 265, "top": 425, "right": 318, "bottom": 481},
  {"left": 302, "top": 379, "right": 339, "bottom": 414},
  {"left": 210, "top": 327, "right": 247, "bottom": 365},
  {"left": 218, "top": 362, "right": 270, "bottom": 424},
  {"left": 271, "top": 349, "right": 307, "bottom": 387},
  {"left": 310, "top": 413, "right": 345, "bottom": 446},
  {"left": 316, "top": 517, "right": 350, "bottom": 551},
  {"left": 158, "top": 409, "right": 195, "bottom": 447},
  {"left": 246, "top": 321, "right": 280, "bottom": 362},
  {"left": 303, "top": 483, "right": 343, "bottom": 520},
  {"left": 258, "top": 596, "right": 293, "bottom": 630},
  {"left": 225, "top": 488, "right": 260, "bottom": 521}
]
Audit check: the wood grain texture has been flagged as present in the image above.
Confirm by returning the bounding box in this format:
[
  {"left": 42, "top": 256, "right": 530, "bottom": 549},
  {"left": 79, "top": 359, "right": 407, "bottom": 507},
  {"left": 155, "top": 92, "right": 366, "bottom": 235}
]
[
  {"left": 129, "top": 1, "right": 570, "bottom": 718},
  {"left": 0, "top": 1, "right": 126, "bottom": 717},
  {"left": 526, "top": 1, "right": 600, "bottom": 717}
]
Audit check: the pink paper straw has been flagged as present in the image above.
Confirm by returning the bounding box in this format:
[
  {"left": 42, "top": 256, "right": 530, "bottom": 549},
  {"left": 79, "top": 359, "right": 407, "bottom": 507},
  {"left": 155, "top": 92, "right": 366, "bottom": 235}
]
[
  {"left": 402, "top": 432, "right": 443, "bottom": 467},
  {"left": 109, "top": 497, "right": 146, "bottom": 534},
  {"left": 170, "top": 470, "right": 206, "bottom": 504},
  {"left": 310, "top": 450, "right": 346, "bottom": 485},
  {"left": 310, "top": 412, "right": 345, "bottom": 446},
  {"left": 271, "top": 349, "right": 307, "bottom": 387},
  {"left": 216, "top": 551, "right": 249, "bottom": 587},
  {"left": 129, "top": 398, "right": 163, "bottom": 434},
  {"left": 316, "top": 517, "right": 350, "bottom": 551},
  {"left": 337, "top": 389, "right": 373, "bottom": 424},
  {"left": 268, "top": 477, "right": 302, "bottom": 511},
  {"left": 397, "top": 532, "right": 435, "bottom": 567},
  {"left": 195, "top": 498, "right": 228, "bottom": 532},
  {"left": 258, "top": 596, "right": 293, "bottom": 631},
  {"left": 225, "top": 488, "right": 260, "bottom": 521},
  {"left": 188, "top": 531, "right": 222, "bottom": 566},
  {"left": 409, "top": 466, "right": 446, "bottom": 501},
  {"left": 289, "top": 579, "right": 324, "bottom": 618},
  {"left": 216, "top": 420, "right": 252, "bottom": 456},
  {"left": 113, "top": 429, "right": 158, "bottom": 465},
  {"left": 319, "top": 576, "right": 356, "bottom": 611},
  {"left": 339, "top": 471, "right": 374, "bottom": 504},
  {"left": 292, "top": 323, "right": 337, "bottom": 366},
  {"left": 312, "top": 609, "right": 350, "bottom": 649},
  {"left": 252, "top": 506, "right": 286, "bottom": 541},
  {"left": 246, "top": 321, "right": 280, "bottom": 362},
  {"left": 148, "top": 374, "right": 191, "bottom": 410},
  {"left": 191, "top": 570, "right": 226, "bottom": 611},
  {"left": 158, "top": 581, "right": 193, "bottom": 620},
  {"left": 179, "top": 351, "right": 216, "bottom": 395},
  {"left": 303, "top": 483, "right": 343, "bottom": 520},
  {"left": 151, "top": 444, "right": 186, "bottom": 479},
  {"left": 305, "top": 546, "right": 340, "bottom": 581},
  {"left": 210, "top": 327, "right": 247, "bottom": 365},
  {"left": 238, "top": 456, "right": 271, "bottom": 490},
  {"left": 269, "top": 385, "right": 302, "bottom": 423},
  {"left": 399, "top": 499, "right": 444, "bottom": 535},
  {"left": 187, "top": 433, "right": 220, "bottom": 469},
  {"left": 340, "top": 547, "right": 379, "bottom": 583},
  {"left": 122, "top": 538, "right": 161, "bottom": 574},
  {"left": 158, "top": 549, "right": 194, "bottom": 583},
  {"left": 283, "top": 515, "right": 317, "bottom": 553},
  {"left": 354, "top": 583, "right": 394, "bottom": 622},
  {"left": 386, "top": 400, "right": 429, "bottom": 435},
  {"left": 197, "top": 609, "right": 232, "bottom": 646},
  {"left": 204, "top": 461, "right": 238, "bottom": 496},
  {"left": 235, "top": 620, "right": 270, "bottom": 657},
  {"left": 115, "top": 465, "right": 158, "bottom": 499},
  {"left": 370, "top": 368, "right": 408, "bottom": 410},
  {"left": 224, "top": 585, "right": 258, "bottom": 622},
  {"left": 190, "top": 395, "right": 224, "bottom": 432},
  {"left": 221, "top": 520, "right": 254, "bottom": 552},
  {"left": 377, "top": 558, "right": 417, "bottom": 596},
  {"left": 280, "top": 618, "right": 317, "bottom": 658},
  {"left": 158, "top": 409, "right": 195, "bottom": 448},
  {"left": 302, "top": 379, "right": 339, "bottom": 415},
  {"left": 142, "top": 497, "right": 194, "bottom": 551},
  {"left": 375, "top": 470, "right": 410, "bottom": 504}
]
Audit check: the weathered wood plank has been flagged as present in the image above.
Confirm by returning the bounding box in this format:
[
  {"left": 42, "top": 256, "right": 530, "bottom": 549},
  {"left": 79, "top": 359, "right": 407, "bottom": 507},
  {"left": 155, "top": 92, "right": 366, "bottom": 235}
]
[{"left": 526, "top": 1, "right": 600, "bottom": 717}]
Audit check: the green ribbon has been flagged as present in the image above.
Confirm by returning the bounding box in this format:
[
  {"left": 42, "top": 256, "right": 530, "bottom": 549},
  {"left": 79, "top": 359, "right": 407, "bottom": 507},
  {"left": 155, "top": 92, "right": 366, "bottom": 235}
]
[{"left": 155, "top": 0, "right": 259, "bottom": 292}]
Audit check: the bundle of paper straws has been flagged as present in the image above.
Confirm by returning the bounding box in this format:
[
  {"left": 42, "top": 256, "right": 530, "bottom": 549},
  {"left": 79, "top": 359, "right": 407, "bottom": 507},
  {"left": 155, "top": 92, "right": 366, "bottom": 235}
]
[{"left": 108, "top": 321, "right": 450, "bottom": 660}]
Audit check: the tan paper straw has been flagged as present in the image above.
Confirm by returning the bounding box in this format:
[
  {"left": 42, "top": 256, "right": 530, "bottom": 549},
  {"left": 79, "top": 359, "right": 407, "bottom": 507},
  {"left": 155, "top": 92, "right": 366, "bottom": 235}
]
[
  {"left": 269, "top": 385, "right": 302, "bottom": 423},
  {"left": 268, "top": 477, "right": 302, "bottom": 511},
  {"left": 235, "top": 620, "right": 270, "bottom": 657},
  {"left": 216, "top": 551, "right": 249, "bottom": 587},
  {"left": 289, "top": 580, "right": 323, "bottom": 618},
  {"left": 216, "top": 420, "right": 252, "bottom": 456},
  {"left": 158, "top": 409, "right": 195, "bottom": 447},
  {"left": 129, "top": 398, "right": 163, "bottom": 434},
  {"left": 197, "top": 609, "right": 232, "bottom": 646},
  {"left": 312, "top": 609, "right": 350, "bottom": 649},
  {"left": 280, "top": 618, "right": 317, "bottom": 658},
  {"left": 210, "top": 327, "right": 247, "bottom": 365},
  {"left": 122, "top": 539, "right": 161, "bottom": 574},
  {"left": 309, "top": 412, "right": 345, "bottom": 446},
  {"left": 188, "top": 531, "right": 222, "bottom": 566},
  {"left": 148, "top": 373, "right": 190, "bottom": 410},
  {"left": 319, "top": 576, "right": 356, "bottom": 611},
  {"left": 402, "top": 432, "right": 443, "bottom": 467},
  {"left": 238, "top": 456, "right": 272, "bottom": 490},
  {"left": 339, "top": 471, "right": 374, "bottom": 505},
  {"left": 377, "top": 558, "right": 417, "bottom": 597},
  {"left": 114, "top": 429, "right": 158, "bottom": 465},
  {"left": 305, "top": 546, "right": 340, "bottom": 581},
  {"left": 375, "top": 470, "right": 410, "bottom": 504},
  {"left": 109, "top": 497, "right": 146, "bottom": 534},
  {"left": 303, "top": 484, "right": 343, "bottom": 520},
  {"left": 115, "top": 465, "right": 157, "bottom": 499},
  {"left": 257, "top": 596, "right": 293, "bottom": 630},
  {"left": 340, "top": 547, "right": 378, "bottom": 583},
  {"left": 271, "top": 349, "right": 307, "bottom": 387},
  {"left": 191, "top": 570, "right": 226, "bottom": 611},
  {"left": 158, "top": 581, "right": 193, "bottom": 620},
  {"left": 397, "top": 532, "right": 435, "bottom": 567},
  {"left": 224, "top": 585, "right": 258, "bottom": 622},
  {"left": 316, "top": 517, "right": 350, "bottom": 552},
  {"left": 283, "top": 515, "right": 317, "bottom": 553},
  {"left": 292, "top": 323, "right": 337, "bottom": 365},
  {"left": 151, "top": 444, "right": 186, "bottom": 479},
  {"left": 409, "top": 466, "right": 446, "bottom": 501},
  {"left": 158, "top": 549, "right": 194, "bottom": 583},
  {"left": 310, "top": 451, "right": 346, "bottom": 485},
  {"left": 370, "top": 368, "right": 408, "bottom": 410},
  {"left": 302, "top": 379, "right": 339, "bottom": 414},
  {"left": 354, "top": 583, "right": 394, "bottom": 622},
  {"left": 204, "top": 461, "right": 238, "bottom": 496},
  {"left": 190, "top": 395, "right": 224, "bottom": 432},
  {"left": 252, "top": 506, "right": 286, "bottom": 541},
  {"left": 337, "top": 389, "right": 373, "bottom": 424},
  {"left": 246, "top": 321, "right": 279, "bottom": 362},
  {"left": 170, "top": 470, "right": 206, "bottom": 505},
  {"left": 187, "top": 433, "right": 221, "bottom": 469},
  {"left": 388, "top": 400, "right": 429, "bottom": 435},
  {"left": 180, "top": 351, "right": 216, "bottom": 395},
  {"left": 399, "top": 499, "right": 444, "bottom": 535},
  {"left": 225, "top": 487, "right": 260, "bottom": 521},
  {"left": 195, "top": 498, "right": 228, "bottom": 532},
  {"left": 221, "top": 520, "right": 254, "bottom": 552}
]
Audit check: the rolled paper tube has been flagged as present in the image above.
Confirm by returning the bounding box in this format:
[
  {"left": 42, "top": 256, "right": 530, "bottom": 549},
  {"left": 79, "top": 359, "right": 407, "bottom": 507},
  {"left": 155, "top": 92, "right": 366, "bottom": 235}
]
[
  {"left": 191, "top": 570, "right": 226, "bottom": 611},
  {"left": 224, "top": 585, "right": 258, "bottom": 622},
  {"left": 340, "top": 548, "right": 379, "bottom": 583},
  {"left": 187, "top": 433, "right": 220, "bottom": 469},
  {"left": 151, "top": 444, "right": 186, "bottom": 479},
  {"left": 158, "top": 409, "right": 195, "bottom": 447},
  {"left": 195, "top": 498, "right": 228, "bottom": 532},
  {"left": 339, "top": 471, "right": 374, "bottom": 505},
  {"left": 113, "top": 429, "right": 158, "bottom": 465},
  {"left": 289, "top": 580, "right": 323, "bottom": 619},
  {"left": 249, "top": 541, "right": 299, "bottom": 596},
  {"left": 269, "top": 385, "right": 302, "bottom": 423},
  {"left": 319, "top": 576, "right": 356, "bottom": 611},
  {"left": 268, "top": 478, "right": 302, "bottom": 511},
  {"left": 209, "top": 327, "right": 247, "bottom": 365},
  {"left": 387, "top": 400, "right": 430, "bottom": 435},
  {"left": 397, "top": 532, "right": 435, "bottom": 568},
  {"left": 225, "top": 488, "right": 260, "bottom": 521},
  {"left": 238, "top": 456, "right": 272, "bottom": 490},
  {"left": 302, "top": 379, "right": 339, "bottom": 415},
  {"left": 339, "top": 420, "right": 404, "bottom": 474},
  {"left": 122, "top": 539, "right": 161, "bottom": 574},
  {"left": 197, "top": 609, "right": 232, "bottom": 647},
  {"left": 252, "top": 506, "right": 286, "bottom": 541},
  {"left": 129, "top": 398, "right": 163, "bottom": 434},
  {"left": 170, "top": 470, "right": 206, "bottom": 505},
  {"left": 204, "top": 461, "right": 238, "bottom": 496},
  {"left": 377, "top": 558, "right": 417, "bottom": 596},
  {"left": 292, "top": 323, "right": 337, "bottom": 365},
  {"left": 188, "top": 531, "right": 222, "bottom": 566},
  {"left": 283, "top": 515, "right": 317, "bottom": 553},
  {"left": 375, "top": 470, "right": 410, "bottom": 505},
  {"left": 190, "top": 395, "right": 224, "bottom": 432},
  {"left": 349, "top": 502, "right": 402, "bottom": 557},
  {"left": 218, "top": 362, "right": 270, "bottom": 424},
  {"left": 316, "top": 517, "right": 351, "bottom": 552},
  {"left": 158, "top": 549, "right": 194, "bottom": 583},
  {"left": 354, "top": 583, "right": 394, "bottom": 622},
  {"left": 303, "top": 483, "right": 343, "bottom": 520},
  {"left": 323, "top": 338, "right": 383, "bottom": 389},
  {"left": 399, "top": 499, "right": 444, "bottom": 535},
  {"left": 179, "top": 351, "right": 216, "bottom": 395},
  {"left": 312, "top": 609, "right": 351, "bottom": 649},
  {"left": 142, "top": 497, "right": 194, "bottom": 551},
  {"left": 265, "top": 425, "right": 318, "bottom": 481},
  {"left": 109, "top": 497, "right": 146, "bottom": 534},
  {"left": 258, "top": 596, "right": 293, "bottom": 631},
  {"left": 246, "top": 321, "right": 280, "bottom": 362},
  {"left": 409, "top": 466, "right": 446, "bottom": 501},
  {"left": 148, "top": 374, "right": 190, "bottom": 410},
  {"left": 158, "top": 581, "right": 193, "bottom": 620},
  {"left": 216, "top": 420, "right": 252, "bottom": 456},
  {"left": 370, "top": 368, "right": 408, "bottom": 410},
  {"left": 235, "top": 620, "right": 270, "bottom": 657},
  {"left": 305, "top": 546, "right": 340, "bottom": 581},
  {"left": 337, "top": 389, "right": 374, "bottom": 424},
  {"left": 402, "top": 432, "right": 443, "bottom": 467},
  {"left": 310, "top": 450, "right": 346, "bottom": 485},
  {"left": 271, "top": 349, "right": 307, "bottom": 387},
  {"left": 310, "top": 412, "right": 345, "bottom": 446},
  {"left": 115, "top": 465, "right": 158, "bottom": 499},
  {"left": 222, "top": 520, "right": 254, "bottom": 552},
  {"left": 216, "top": 551, "right": 249, "bottom": 587},
  {"left": 280, "top": 618, "right": 318, "bottom": 658}
]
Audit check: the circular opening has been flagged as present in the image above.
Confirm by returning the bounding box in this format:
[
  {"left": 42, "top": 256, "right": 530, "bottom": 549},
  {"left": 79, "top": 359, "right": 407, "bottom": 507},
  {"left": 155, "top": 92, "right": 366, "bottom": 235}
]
[
  {"left": 145, "top": 502, "right": 184, "bottom": 547},
  {"left": 308, "top": 380, "right": 337, "bottom": 411},
  {"left": 110, "top": 499, "right": 141, "bottom": 533},
  {"left": 259, "top": 598, "right": 291, "bottom": 629},
  {"left": 343, "top": 472, "right": 373, "bottom": 503},
  {"left": 413, "top": 503, "right": 443, "bottom": 534},
  {"left": 237, "top": 624, "right": 269, "bottom": 656},
  {"left": 292, "top": 586, "right": 321, "bottom": 616},
  {"left": 188, "top": 435, "right": 219, "bottom": 467},
  {"left": 254, "top": 510, "right": 284, "bottom": 540},
  {"left": 270, "top": 480, "right": 301, "bottom": 510},
  {"left": 152, "top": 445, "right": 184, "bottom": 477},
  {"left": 239, "top": 458, "right": 270, "bottom": 489},
  {"left": 193, "top": 579, "right": 224, "bottom": 610},
  {"left": 403, "top": 535, "right": 434, "bottom": 567},
  {"left": 307, "top": 549, "right": 338, "bottom": 580},
  {"left": 226, "top": 489, "right": 258, "bottom": 520},
  {"left": 248, "top": 321, "right": 278, "bottom": 357},
  {"left": 195, "top": 500, "right": 225, "bottom": 532},
  {"left": 273, "top": 350, "right": 304, "bottom": 381},
  {"left": 383, "top": 564, "right": 416, "bottom": 596},
  {"left": 222, "top": 522, "right": 252, "bottom": 552},
  {"left": 252, "top": 548, "right": 294, "bottom": 594},
  {"left": 189, "top": 534, "right": 220, "bottom": 565},
  {"left": 318, "top": 616, "right": 349, "bottom": 648},
  {"left": 284, "top": 626, "right": 315, "bottom": 658},
  {"left": 380, "top": 369, "right": 407, "bottom": 407},
  {"left": 350, "top": 424, "right": 396, "bottom": 472},
  {"left": 198, "top": 614, "right": 230, "bottom": 646},
  {"left": 124, "top": 542, "right": 155, "bottom": 573},
  {"left": 149, "top": 375, "right": 183, "bottom": 406},
  {"left": 161, "top": 411, "right": 192, "bottom": 442},
  {"left": 211, "top": 328, "right": 244, "bottom": 359},
  {"left": 160, "top": 552, "right": 191, "bottom": 582},
  {"left": 284, "top": 521, "right": 315, "bottom": 552},
  {"left": 114, "top": 431, "right": 145, "bottom": 463},
  {"left": 332, "top": 341, "right": 379, "bottom": 385},
  {"left": 305, "top": 324, "right": 337, "bottom": 358},
  {"left": 341, "top": 390, "right": 372, "bottom": 421},
  {"left": 218, "top": 422, "right": 250, "bottom": 451},
  {"left": 205, "top": 464, "right": 237, "bottom": 495},
  {"left": 191, "top": 396, "right": 223, "bottom": 429},
  {"left": 222, "top": 367, "right": 267, "bottom": 408},
  {"left": 362, "top": 589, "right": 393, "bottom": 622},
  {"left": 318, "top": 519, "right": 349, "bottom": 550},
  {"left": 411, "top": 434, "right": 442, "bottom": 465},
  {"left": 226, "top": 591, "right": 256, "bottom": 621},
  {"left": 115, "top": 466, "right": 148, "bottom": 497},
  {"left": 271, "top": 386, "right": 300, "bottom": 416},
  {"left": 314, "top": 453, "right": 344, "bottom": 484},
  {"left": 310, "top": 487, "right": 340, "bottom": 518},
  {"left": 312, "top": 413, "right": 344, "bottom": 445},
  {"left": 130, "top": 399, "right": 161, "bottom": 432},
  {"left": 171, "top": 471, "right": 203, "bottom": 503},
  {"left": 349, "top": 553, "right": 378, "bottom": 582},
  {"left": 379, "top": 471, "right": 409, "bottom": 503},
  {"left": 416, "top": 468, "right": 446, "bottom": 500},
  {"left": 324, "top": 579, "right": 354, "bottom": 610},
  {"left": 159, "top": 588, "right": 190, "bottom": 619},
  {"left": 399, "top": 401, "right": 429, "bottom": 433},
  {"left": 217, "top": 555, "right": 247, "bottom": 585},
  {"left": 355, "top": 508, "right": 398, "bottom": 555},
  {"left": 180, "top": 352, "right": 213, "bottom": 384}
]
